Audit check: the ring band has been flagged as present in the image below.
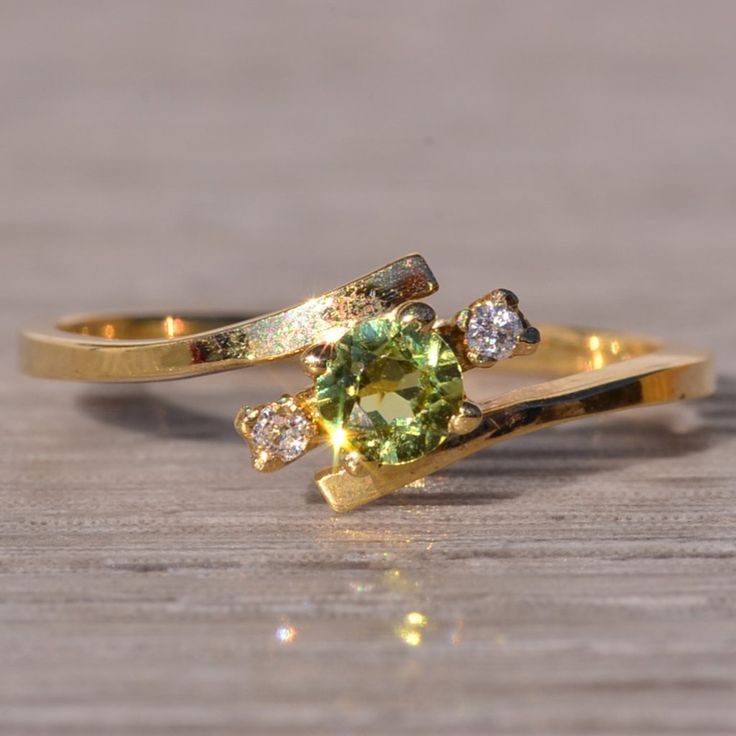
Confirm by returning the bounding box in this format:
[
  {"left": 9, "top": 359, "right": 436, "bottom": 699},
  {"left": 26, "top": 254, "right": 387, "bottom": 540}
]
[
  {"left": 18, "top": 254, "right": 437, "bottom": 381},
  {"left": 20, "top": 254, "right": 714, "bottom": 512},
  {"left": 315, "top": 323, "right": 714, "bottom": 511}
]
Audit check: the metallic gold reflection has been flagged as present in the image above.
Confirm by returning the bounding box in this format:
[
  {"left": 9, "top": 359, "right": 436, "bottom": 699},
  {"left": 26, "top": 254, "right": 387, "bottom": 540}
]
[
  {"left": 581, "top": 334, "right": 633, "bottom": 372},
  {"left": 396, "top": 611, "right": 428, "bottom": 647},
  {"left": 164, "top": 315, "right": 185, "bottom": 338}
]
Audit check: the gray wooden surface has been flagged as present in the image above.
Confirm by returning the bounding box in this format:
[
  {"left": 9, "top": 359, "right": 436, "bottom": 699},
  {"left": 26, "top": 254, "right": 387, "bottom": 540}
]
[{"left": 1, "top": 2, "right": 735, "bottom": 734}]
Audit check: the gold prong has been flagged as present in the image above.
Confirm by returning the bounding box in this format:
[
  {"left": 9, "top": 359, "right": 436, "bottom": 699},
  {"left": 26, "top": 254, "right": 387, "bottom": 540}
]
[
  {"left": 397, "top": 302, "right": 437, "bottom": 332},
  {"left": 488, "top": 288, "right": 519, "bottom": 308},
  {"left": 466, "top": 349, "right": 498, "bottom": 369},
  {"left": 520, "top": 325, "right": 541, "bottom": 344},
  {"left": 449, "top": 400, "right": 483, "bottom": 435},
  {"left": 234, "top": 405, "right": 261, "bottom": 437},
  {"left": 513, "top": 325, "right": 541, "bottom": 356},
  {"left": 455, "top": 308, "right": 470, "bottom": 333},
  {"left": 252, "top": 448, "right": 285, "bottom": 473},
  {"left": 301, "top": 343, "right": 333, "bottom": 377},
  {"left": 342, "top": 450, "right": 372, "bottom": 477}
]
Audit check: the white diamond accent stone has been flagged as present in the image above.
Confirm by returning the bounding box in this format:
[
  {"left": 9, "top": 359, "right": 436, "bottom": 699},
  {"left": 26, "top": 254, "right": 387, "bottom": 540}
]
[
  {"left": 251, "top": 401, "right": 313, "bottom": 462},
  {"left": 465, "top": 300, "right": 524, "bottom": 362}
]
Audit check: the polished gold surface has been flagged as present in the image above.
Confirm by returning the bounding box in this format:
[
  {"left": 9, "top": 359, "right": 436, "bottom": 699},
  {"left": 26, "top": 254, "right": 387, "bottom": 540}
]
[
  {"left": 18, "top": 254, "right": 437, "bottom": 381},
  {"left": 316, "top": 324, "right": 714, "bottom": 511}
]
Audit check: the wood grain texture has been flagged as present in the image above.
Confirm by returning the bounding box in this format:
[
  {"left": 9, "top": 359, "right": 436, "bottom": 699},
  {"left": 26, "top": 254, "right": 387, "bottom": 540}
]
[{"left": 1, "top": 2, "right": 735, "bottom": 734}]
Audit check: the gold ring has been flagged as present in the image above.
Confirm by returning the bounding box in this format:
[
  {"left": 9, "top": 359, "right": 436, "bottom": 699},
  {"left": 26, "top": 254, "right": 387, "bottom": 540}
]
[{"left": 20, "top": 254, "right": 714, "bottom": 513}]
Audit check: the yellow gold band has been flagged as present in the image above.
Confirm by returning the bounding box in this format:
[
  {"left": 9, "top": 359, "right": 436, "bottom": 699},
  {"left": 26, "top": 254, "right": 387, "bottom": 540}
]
[{"left": 18, "top": 254, "right": 437, "bottom": 382}]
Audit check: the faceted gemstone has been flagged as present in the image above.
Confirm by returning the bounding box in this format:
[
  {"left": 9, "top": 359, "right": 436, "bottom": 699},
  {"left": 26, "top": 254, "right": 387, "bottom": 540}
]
[
  {"left": 251, "top": 400, "right": 313, "bottom": 462},
  {"left": 315, "top": 316, "right": 464, "bottom": 465},
  {"left": 465, "top": 300, "right": 523, "bottom": 362}
]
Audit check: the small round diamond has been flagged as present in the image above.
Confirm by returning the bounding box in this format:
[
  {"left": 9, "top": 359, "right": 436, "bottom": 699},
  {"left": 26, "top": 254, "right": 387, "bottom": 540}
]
[
  {"left": 465, "top": 301, "right": 524, "bottom": 362},
  {"left": 251, "top": 401, "right": 313, "bottom": 462}
]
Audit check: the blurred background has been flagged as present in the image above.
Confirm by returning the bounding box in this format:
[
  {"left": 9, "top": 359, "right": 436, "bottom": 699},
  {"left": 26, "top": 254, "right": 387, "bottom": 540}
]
[
  {"left": 2, "top": 1, "right": 733, "bottom": 331},
  {"left": 1, "top": 2, "right": 734, "bottom": 735}
]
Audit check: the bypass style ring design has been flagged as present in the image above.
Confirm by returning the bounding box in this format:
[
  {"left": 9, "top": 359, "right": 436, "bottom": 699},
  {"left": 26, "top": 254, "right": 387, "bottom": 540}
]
[{"left": 20, "top": 254, "right": 714, "bottom": 513}]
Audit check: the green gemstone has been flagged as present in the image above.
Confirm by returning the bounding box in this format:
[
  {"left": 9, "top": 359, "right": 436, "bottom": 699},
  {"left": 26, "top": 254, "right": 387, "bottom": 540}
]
[{"left": 315, "top": 315, "right": 464, "bottom": 465}]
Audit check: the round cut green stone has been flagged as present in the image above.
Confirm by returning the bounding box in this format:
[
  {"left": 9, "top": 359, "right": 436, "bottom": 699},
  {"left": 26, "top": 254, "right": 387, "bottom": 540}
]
[{"left": 315, "top": 315, "right": 464, "bottom": 465}]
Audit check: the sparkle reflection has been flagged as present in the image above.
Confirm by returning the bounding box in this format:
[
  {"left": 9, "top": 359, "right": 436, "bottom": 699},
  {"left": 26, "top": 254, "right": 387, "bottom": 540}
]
[
  {"left": 405, "top": 611, "right": 427, "bottom": 627},
  {"left": 396, "top": 611, "right": 428, "bottom": 647},
  {"left": 275, "top": 623, "right": 297, "bottom": 645},
  {"left": 330, "top": 426, "right": 347, "bottom": 450},
  {"left": 401, "top": 629, "right": 422, "bottom": 647},
  {"left": 582, "top": 333, "right": 631, "bottom": 371},
  {"left": 323, "top": 324, "right": 347, "bottom": 343},
  {"left": 349, "top": 581, "right": 375, "bottom": 594},
  {"left": 163, "top": 315, "right": 184, "bottom": 338}
]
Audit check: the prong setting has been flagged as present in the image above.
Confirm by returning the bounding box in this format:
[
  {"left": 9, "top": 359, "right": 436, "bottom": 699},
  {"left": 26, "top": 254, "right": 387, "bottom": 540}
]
[
  {"left": 449, "top": 400, "right": 483, "bottom": 435},
  {"left": 489, "top": 288, "right": 519, "bottom": 309},
  {"left": 513, "top": 325, "right": 541, "bottom": 356},
  {"left": 462, "top": 288, "right": 537, "bottom": 367},
  {"left": 454, "top": 308, "right": 470, "bottom": 333},
  {"left": 236, "top": 395, "right": 316, "bottom": 471},
  {"left": 396, "top": 301, "right": 437, "bottom": 332},
  {"left": 234, "top": 405, "right": 261, "bottom": 436},
  {"left": 342, "top": 450, "right": 373, "bottom": 477},
  {"left": 301, "top": 343, "right": 334, "bottom": 377}
]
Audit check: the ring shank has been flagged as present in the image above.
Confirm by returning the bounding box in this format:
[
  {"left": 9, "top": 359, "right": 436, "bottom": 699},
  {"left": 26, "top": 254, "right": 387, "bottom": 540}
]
[
  {"left": 492, "top": 323, "right": 662, "bottom": 377},
  {"left": 22, "top": 308, "right": 666, "bottom": 383},
  {"left": 18, "top": 254, "right": 439, "bottom": 382}
]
